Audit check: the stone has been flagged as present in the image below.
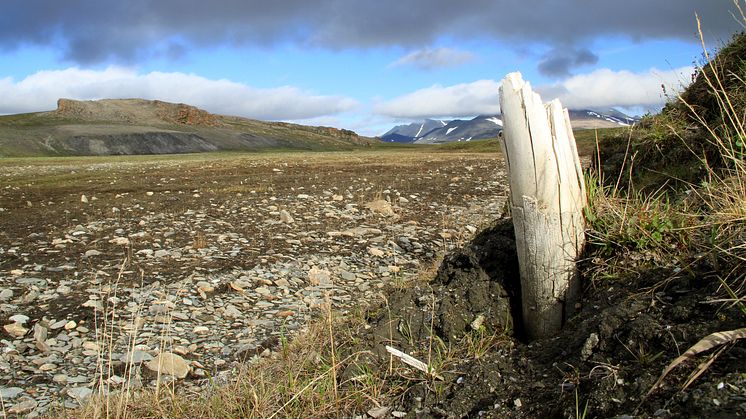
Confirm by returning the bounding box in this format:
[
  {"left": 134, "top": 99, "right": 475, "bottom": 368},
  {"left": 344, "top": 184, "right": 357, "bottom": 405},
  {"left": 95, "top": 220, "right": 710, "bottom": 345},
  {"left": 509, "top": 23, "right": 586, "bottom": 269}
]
[
  {"left": 368, "top": 247, "right": 385, "bottom": 257},
  {"left": 364, "top": 200, "right": 395, "bottom": 216},
  {"left": 581, "top": 333, "right": 600, "bottom": 361},
  {"left": 64, "top": 320, "right": 77, "bottom": 330},
  {"left": 0, "top": 288, "right": 13, "bottom": 301},
  {"left": 145, "top": 352, "right": 190, "bottom": 379},
  {"left": 308, "top": 267, "right": 332, "bottom": 286},
  {"left": 193, "top": 326, "right": 210, "bottom": 334},
  {"left": 81, "top": 300, "right": 103, "bottom": 311},
  {"left": 154, "top": 249, "right": 171, "bottom": 258},
  {"left": 367, "top": 406, "right": 392, "bottom": 418},
  {"left": 84, "top": 249, "right": 101, "bottom": 257},
  {"left": 121, "top": 350, "right": 153, "bottom": 364},
  {"left": 9, "top": 314, "right": 29, "bottom": 324},
  {"left": 80, "top": 194, "right": 88, "bottom": 203},
  {"left": 8, "top": 399, "right": 37, "bottom": 414},
  {"left": 224, "top": 305, "right": 242, "bottom": 318},
  {"left": 33, "top": 323, "right": 48, "bottom": 343},
  {"left": 67, "top": 387, "right": 93, "bottom": 402},
  {"left": 279, "top": 210, "right": 294, "bottom": 223},
  {"left": 0, "top": 387, "right": 24, "bottom": 399},
  {"left": 4, "top": 322, "right": 28, "bottom": 338}
]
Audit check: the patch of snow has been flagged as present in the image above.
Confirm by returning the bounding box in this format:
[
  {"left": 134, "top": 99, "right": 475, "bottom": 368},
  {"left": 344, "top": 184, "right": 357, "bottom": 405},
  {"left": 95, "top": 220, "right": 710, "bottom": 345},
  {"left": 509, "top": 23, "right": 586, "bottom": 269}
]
[
  {"left": 486, "top": 117, "right": 503, "bottom": 126},
  {"left": 446, "top": 126, "right": 458, "bottom": 135},
  {"left": 439, "top": 120, "right": 447, "bottom": 126},
  {"left": 415, "top": 123, "right": 424, "bottom": 137},
  {"left": 466, "top": 137, "right": 472, "bottom": 142}
]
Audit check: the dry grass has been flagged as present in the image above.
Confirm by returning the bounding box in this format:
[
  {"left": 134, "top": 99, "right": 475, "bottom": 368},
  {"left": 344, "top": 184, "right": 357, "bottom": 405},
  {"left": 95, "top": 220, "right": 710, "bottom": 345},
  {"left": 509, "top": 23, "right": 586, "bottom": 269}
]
[{"left": 585, "top": 13, "right": 746, "bottom": 313}]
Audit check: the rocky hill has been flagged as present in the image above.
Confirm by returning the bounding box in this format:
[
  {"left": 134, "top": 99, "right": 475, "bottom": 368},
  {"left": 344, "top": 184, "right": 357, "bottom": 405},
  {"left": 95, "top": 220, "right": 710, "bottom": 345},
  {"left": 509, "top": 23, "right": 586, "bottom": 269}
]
[{"left": 0, "top": 99, "right": 374, "bottom": 157}]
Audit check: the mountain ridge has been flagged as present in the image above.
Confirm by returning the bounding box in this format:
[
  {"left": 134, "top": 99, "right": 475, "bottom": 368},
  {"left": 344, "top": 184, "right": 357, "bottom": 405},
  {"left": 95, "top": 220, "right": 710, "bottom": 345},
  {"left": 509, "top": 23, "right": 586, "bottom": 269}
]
[
  {"left": 0, "top": 98, "right": 374, "bottom": 157},
  {"left": 381, "top": 108, "right": 638, "bottom": 143}
]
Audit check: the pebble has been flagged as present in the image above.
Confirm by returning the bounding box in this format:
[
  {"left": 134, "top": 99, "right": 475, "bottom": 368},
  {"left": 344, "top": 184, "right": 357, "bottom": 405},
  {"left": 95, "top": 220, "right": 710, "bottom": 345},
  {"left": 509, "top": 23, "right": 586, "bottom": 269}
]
[
  {"left": 9, "top": 314, "right": 30, "bottom": 324},
  {"left": 8, "top": 399, "right": 37, "bottom": 414},
  {"left": 0, "top": 153, "right": 507, "bottom": 414},
  {"left": 146, "top": 352, "right": 190, "bottom": 379},
  {"left": 0, "top": 387, "right": 24, "bottom": 399},
  {"left": 4, "top": 322, "right": 28, "bottom": 337},
  {"left": 67, "top": 387, "right": 93, "bottom": 402}
]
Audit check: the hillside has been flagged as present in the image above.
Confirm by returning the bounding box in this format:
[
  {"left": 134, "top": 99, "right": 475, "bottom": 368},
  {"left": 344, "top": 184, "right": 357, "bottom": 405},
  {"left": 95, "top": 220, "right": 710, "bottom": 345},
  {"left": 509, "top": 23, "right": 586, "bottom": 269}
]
[{"left": 0, "top": 99, "right": 375, "bottom": 157}]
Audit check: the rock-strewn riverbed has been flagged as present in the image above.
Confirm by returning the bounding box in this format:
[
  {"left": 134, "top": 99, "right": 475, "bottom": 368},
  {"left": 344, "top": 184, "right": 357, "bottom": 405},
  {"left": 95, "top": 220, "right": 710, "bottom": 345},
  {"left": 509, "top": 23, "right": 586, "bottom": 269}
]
[{"left": 0, "top": 150, "right": 507, "bottom": 416}]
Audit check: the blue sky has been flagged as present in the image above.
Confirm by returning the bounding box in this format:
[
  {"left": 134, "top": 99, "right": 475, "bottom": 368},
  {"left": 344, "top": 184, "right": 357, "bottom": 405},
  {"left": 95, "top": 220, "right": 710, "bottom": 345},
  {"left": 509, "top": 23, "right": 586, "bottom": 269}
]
[{"left": 0, "top": 1, "right": 742, "bottom": 136}]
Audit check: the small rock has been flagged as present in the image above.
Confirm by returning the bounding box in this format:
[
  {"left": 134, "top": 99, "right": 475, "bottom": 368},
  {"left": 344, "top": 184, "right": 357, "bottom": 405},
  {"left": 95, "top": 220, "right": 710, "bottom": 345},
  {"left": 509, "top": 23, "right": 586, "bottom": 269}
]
[
  {"left": 581, "top": 333, "right": 599, "bottom": 361},
  {"left": 224, "top": 305, "right": 242, "bottom": 318},
  {"left": 84, "top": 249, "right": 102, "bottom": 257},
  {"left": 67, "top": 387, "right": 93, "bottom": 402},
  {"left": 80, "top": 194, "right": 88, "bottom": 203},
  {"left": 8, "top": 399, "right": 37, "bottom": 414},
  {"left": 279, "top": 210, "right": 294, "bottom": 223},
  {"left": 33, "top": 323, "right": 48, "bottom": 343},
  {"left": 0, "top": 387, "right": 24, "bottom": 399},
  {"left": 9, "top": 314, "right": 29, "bottom": 324},
  {"left": 4, "top": 322, "right": 28, "bottom": 338},
  {"left": 367, "top": 406, "right": 391, "bottom": 418},
  {"left": 0, "top": 288, "right": 13, "bottom": 301},
  {"left": 368, "top": 247, "right": 385, "bottom": 257},
  {"left": 81, "top": 300, "right": 103, "bottom": 311},
  {"left": 154, "top": 249, "right": 171, "bottom": 258},
  {"left": 64, "top": 320, "right": 78, "bottom": 330},
  {"left": 364, "top": 200, "right": 395, "bottom": 216},
  {"left": 470, "top": 314, "right": 485, "bottom": 331},
  {"left": 193, "top": 326, "right": 210, "bottom": 334},
  {"left": 146, "top": 352, "right": 190, "bottom": 379},
  {"left": 121, "top": 350, "right": 153, "bottom": 364},
  {"left": 308, "top": 267, "right": 332, "bottom": 286}
]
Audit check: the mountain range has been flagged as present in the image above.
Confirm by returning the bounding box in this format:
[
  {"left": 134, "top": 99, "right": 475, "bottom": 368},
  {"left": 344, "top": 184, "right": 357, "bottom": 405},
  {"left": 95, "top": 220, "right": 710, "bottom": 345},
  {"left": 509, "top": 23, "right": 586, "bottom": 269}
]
[
  {"left": 381, "top": 108, "right": 638, "bottom": 144},
  {"left": 0, "top": 99, "right": 373, "bottom": 157}
]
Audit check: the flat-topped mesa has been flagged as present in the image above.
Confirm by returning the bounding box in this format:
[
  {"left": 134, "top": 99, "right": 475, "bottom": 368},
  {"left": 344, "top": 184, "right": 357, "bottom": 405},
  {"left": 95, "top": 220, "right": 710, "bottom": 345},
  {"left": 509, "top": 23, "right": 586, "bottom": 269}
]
[
  {"left": 54, "top": 98, "right": 224, "bottom": 127},
  {"left": 152, "top": 100, "right": 223, "bottom": 127}
]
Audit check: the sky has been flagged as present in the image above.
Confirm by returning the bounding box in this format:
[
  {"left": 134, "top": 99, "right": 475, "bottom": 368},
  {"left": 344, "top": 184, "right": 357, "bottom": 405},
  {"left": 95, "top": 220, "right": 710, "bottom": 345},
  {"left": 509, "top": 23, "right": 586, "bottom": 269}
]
[{"left": 0, "top": 1, "right": 743, "bottom": 136}]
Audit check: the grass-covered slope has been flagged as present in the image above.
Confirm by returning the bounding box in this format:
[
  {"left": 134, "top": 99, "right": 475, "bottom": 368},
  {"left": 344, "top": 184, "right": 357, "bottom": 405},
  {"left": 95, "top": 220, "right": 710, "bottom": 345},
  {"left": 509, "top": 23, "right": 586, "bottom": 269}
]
[{"left": 0, "top": 99, "right": 376, "bottom": 157}]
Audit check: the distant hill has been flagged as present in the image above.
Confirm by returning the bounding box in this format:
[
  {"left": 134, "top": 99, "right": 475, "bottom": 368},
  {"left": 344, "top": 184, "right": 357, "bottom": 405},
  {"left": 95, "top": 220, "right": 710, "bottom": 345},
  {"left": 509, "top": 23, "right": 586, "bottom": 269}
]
[
  {"left": 0, "top": 98, "right": 375, "bottom": 157},
  {"left": 381, "top": 119, "right": 447, "bottom": 143},
  {"left": 381, "top": 108, "right": 638, "bottom": 144}
]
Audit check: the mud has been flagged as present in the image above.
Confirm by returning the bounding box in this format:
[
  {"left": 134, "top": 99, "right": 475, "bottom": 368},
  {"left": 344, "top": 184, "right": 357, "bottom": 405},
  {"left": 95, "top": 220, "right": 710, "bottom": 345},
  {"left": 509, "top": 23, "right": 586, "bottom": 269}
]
[{"left": 352, "top": 218, "right": 746, "bottom": 418}]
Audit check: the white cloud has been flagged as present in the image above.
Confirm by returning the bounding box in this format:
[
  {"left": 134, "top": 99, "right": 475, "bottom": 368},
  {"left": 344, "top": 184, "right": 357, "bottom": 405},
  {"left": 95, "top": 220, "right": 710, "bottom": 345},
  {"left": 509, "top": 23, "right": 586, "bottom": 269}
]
[
  {"left": 373, "top": 66, "right": 695, "bottom": 121},
  {"left": 390, "top": 47, "right": 475, "bottom": 70},
  {"left": 374, "top": 80, "right": 501, "bottom": 119},
  {"left": 0, "top": 66, "right": 358, "bottom": 120},
  {"left": 536, "top": 66, "right": 695, "bottom": 110}
]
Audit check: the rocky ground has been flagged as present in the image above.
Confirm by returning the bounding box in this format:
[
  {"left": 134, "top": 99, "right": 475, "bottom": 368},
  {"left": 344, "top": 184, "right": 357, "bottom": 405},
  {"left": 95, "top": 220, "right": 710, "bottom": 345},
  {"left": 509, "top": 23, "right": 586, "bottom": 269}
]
[{"left": 0, "top": 150, "right": 507, "bottom": 416}]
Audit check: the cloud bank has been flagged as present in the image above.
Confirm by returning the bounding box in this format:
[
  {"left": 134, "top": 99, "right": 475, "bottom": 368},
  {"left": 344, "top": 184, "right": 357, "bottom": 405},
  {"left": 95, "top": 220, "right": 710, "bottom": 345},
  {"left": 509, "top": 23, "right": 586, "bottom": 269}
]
[
  {"left": 0, "top": 1, "right": 739, "bottom": 65},
  {"left": 374, "top": 80, "right": 501, "bottom": 119},
  {"left": 375, "top": 66, "right": 695, "bottom": 119},
  {"left": 0, "top": 67, "right": 357, "bottom": 120}
]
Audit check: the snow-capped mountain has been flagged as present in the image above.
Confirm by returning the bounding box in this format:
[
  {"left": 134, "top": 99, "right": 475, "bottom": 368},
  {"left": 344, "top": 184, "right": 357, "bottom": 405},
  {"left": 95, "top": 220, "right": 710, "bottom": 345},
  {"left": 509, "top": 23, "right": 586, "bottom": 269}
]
[
  {"left": 381, "top": 118, "right": 448, "bottom": 143},
  {"left": 568, "top": 109, "right": 637, "bottom": 129},
  {"left": 414, "top": 115, "right": 503, "bottom": 144},
  {"left": 380, "top": 109, "right": 637, "bottom": 144}
]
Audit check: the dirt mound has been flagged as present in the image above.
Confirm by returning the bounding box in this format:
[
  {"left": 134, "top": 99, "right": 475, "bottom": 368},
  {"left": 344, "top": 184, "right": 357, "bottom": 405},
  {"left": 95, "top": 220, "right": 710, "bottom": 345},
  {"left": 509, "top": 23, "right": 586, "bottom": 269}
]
[{"left": 349, "top": 219, "right": 746, "bottom": 417}]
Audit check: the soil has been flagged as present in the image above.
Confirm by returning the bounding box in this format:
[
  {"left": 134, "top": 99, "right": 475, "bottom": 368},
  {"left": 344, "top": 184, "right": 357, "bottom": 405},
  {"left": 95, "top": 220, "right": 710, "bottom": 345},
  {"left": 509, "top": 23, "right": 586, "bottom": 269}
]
[{"left": 350, "top": 219, "right": 746, "bottom": 418}]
